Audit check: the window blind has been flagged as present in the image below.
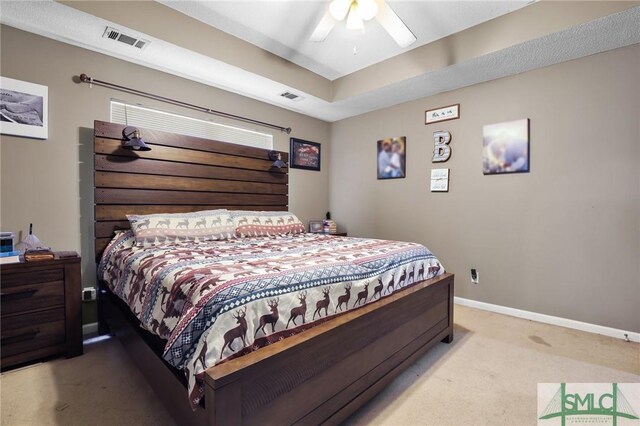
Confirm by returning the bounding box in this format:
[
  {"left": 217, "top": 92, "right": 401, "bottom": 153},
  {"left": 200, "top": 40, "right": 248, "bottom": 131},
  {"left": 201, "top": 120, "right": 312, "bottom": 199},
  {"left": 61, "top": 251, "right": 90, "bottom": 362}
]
[{"left": 110, "top": 101, "right": 273, "bottom": 150}]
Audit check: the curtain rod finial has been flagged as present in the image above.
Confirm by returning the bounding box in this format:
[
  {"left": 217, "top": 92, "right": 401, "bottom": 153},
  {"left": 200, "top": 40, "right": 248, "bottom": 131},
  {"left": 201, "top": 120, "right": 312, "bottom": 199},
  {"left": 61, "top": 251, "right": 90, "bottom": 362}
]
[{"left": 284, "top": 127, "right": 292, "bottom": 134}]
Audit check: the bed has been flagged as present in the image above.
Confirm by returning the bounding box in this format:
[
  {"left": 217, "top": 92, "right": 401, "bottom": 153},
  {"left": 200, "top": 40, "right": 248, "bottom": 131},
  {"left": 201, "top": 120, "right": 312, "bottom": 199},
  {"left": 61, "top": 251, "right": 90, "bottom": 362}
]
[{"left": 93, "top": 121, "right": 454, "bottom": 425}]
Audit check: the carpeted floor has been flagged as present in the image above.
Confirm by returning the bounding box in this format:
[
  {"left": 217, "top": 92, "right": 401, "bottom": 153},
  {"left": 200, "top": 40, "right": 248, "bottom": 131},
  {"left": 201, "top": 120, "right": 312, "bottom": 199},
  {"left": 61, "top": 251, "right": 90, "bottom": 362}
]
[{"left": 1, "top": 305, "right": 638, "bottom": 425}]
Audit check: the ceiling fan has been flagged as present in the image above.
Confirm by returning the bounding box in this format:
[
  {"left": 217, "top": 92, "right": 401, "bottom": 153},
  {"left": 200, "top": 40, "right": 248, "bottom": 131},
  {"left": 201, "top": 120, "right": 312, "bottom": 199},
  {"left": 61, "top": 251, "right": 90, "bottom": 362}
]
[{"left": 310, "top": 0, "right": 417, "bottom": 48}]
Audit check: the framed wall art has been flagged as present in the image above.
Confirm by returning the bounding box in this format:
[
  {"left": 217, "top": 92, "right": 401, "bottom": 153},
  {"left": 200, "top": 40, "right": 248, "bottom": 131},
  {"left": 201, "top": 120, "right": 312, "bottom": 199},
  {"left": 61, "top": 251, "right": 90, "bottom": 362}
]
[
  {"left": 430, "top": 168, "right": 449, "bottom": 192},
  {"left": 425, "top": 104, "right": 459, "bottom": 125},
  {"left": 483, "top": 118, "right": 530, "bottom": 175},
  {"left": 309, "top": 220, "right": 324, "bottom": 233},
  {"left": 0, "top": 76, "right": 48, "bottom": 139},
  {"left": 377, "top": 136, "right": 406, "bottom": 180},
  {"left": 290, "top": 138, "right": 321, "bottom": 171}
]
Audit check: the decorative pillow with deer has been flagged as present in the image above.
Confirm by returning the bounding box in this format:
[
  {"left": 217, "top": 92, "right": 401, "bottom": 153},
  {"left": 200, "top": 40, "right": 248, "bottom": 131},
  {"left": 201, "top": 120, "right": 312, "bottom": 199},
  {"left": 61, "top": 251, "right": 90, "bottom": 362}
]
[
  {"left": 127, "top": 209, "right": 235, "bottom": 247},
  {"left": 230, "top": 210, "right": 305, "bottom": 237}
]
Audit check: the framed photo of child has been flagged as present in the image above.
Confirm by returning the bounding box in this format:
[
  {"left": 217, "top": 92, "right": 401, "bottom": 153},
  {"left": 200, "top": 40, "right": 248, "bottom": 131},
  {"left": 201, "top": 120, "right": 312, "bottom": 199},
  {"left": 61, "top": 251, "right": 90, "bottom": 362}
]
[{"left": 377, "top": 136, "right": 406, "bottom": 179}]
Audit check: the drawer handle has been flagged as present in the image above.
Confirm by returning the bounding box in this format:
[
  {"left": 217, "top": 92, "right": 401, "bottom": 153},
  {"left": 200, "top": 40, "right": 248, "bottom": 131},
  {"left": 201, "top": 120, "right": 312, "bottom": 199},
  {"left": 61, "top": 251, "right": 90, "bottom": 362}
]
[
  {"left": 1, "top": 329, "right": 40, "bottom": 344},
  {"left": 0, "top": 289, "right": 38, "bottom": 300}
]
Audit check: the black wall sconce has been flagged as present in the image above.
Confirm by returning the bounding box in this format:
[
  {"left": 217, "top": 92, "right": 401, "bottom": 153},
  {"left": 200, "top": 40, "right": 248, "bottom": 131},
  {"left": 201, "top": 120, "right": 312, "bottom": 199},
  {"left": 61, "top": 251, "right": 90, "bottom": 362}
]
[
  {"left": 269, "top": 150, "right": 287, "bottom": 169},
  {"left": 122, "top": 126, "right": 151, "bottom": 151}
]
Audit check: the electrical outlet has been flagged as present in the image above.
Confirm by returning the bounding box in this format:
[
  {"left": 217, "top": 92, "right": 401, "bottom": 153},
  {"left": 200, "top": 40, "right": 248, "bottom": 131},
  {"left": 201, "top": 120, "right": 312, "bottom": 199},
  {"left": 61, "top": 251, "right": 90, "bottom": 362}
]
[
  {"left": 470, "top": 268, "right": 479, "bottom": 284},
  {"left": 82, "top": 288, "right": 97, "bottom": 302}
]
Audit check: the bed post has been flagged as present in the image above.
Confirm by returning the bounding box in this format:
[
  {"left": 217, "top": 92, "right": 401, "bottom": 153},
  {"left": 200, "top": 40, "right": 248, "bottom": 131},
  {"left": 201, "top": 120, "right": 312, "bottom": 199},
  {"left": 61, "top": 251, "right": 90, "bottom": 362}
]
[
  {"left": 97, "top": 280, "right": 111, "bottom": 335},
  {"left": 441, "top": 278, "right": 455, "bottom": 344},
  {"left": 205, "top": 379, "right": 242, "bottom": 426}
]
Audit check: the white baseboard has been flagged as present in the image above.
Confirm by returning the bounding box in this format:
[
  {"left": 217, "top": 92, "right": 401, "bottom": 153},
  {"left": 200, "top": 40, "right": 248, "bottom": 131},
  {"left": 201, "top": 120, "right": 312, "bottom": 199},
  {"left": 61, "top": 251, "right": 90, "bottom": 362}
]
[
  {"left": 82, "top": 322, "right": 98, "bottom": 338},
  {"left": 454, "top": 297, "right": 640, "bottom": 343}
]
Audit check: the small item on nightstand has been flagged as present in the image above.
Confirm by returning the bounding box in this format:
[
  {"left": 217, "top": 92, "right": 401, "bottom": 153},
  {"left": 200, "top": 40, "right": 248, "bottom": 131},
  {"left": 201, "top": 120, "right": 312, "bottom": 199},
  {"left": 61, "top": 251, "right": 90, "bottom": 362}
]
[
  {"left": 323, "top": 219, "right": 337, "bottom": 234},
  {"left": 0, "top": 232, "right": 15, "bottom": 253},
  {"left": 0, "top": 250, "right": 21, "bottom": 265},
  {"left": 323, "top": 212, "right": 337, "bottom": 234},
  {"left": 15, "top": 224, "right": 43, "bottom": 253},
  {"left": 24, "top": 248, "right": 55, "bottom": 262},
  {"left": 309, "top": 220, "right": 324, "bottom": 233},
  {"left": 56, "top": 251, "right": 79, "bottom": 259}
]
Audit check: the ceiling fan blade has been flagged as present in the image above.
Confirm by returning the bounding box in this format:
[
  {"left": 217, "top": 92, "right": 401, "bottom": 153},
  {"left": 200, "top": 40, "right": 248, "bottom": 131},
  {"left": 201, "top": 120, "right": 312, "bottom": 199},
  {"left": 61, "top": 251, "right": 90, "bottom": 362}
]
[
  {"left": 310, "top": 10, "right": 337, "bottom": 42},
  {"left": 376, "top": 0, "right": 417, "bottom": 48}
]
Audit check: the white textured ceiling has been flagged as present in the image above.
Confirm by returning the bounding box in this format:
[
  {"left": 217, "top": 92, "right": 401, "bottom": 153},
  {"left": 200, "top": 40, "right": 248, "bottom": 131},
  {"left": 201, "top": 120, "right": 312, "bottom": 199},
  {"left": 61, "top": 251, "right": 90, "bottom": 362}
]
[
  {"left": 158, "top": 0, "right": 531, "bottom": 80},
  {"left": 0, "top": 1, "right": 639, "bottom": 123}
]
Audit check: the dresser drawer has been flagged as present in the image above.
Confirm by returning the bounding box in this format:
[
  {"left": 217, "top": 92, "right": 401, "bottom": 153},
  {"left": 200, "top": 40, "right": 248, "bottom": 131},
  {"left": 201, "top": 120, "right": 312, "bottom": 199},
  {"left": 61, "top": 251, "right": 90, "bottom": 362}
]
[
  {"left": 1, "top": 280, "right": 65, "bottom": 316},
  {"left": 1, "top": 308, "right": 66, "bottom": 359},
  {"left": 1, "top": 269, "right": 63, "bottom": 288}
]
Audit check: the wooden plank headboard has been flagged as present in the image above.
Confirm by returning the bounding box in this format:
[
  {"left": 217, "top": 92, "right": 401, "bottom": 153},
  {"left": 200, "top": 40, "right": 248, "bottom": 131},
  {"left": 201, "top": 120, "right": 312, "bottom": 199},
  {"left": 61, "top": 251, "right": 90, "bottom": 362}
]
[{"left": 93, "top": 120, "right": 289, "bottom": 259}]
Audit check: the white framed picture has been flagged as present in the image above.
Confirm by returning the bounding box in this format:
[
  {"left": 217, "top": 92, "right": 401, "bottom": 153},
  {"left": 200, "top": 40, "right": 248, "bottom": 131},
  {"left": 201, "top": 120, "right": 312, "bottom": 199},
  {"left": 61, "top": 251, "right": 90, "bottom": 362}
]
[
  {"left": 425, "top": 104, "right": 460, "bottom": 125},
  {"left": 0, "top": 76, "right": 48, "bottom": 139},
  {"left": 430, "top": 168, "right": 449, "bottom": 192}
]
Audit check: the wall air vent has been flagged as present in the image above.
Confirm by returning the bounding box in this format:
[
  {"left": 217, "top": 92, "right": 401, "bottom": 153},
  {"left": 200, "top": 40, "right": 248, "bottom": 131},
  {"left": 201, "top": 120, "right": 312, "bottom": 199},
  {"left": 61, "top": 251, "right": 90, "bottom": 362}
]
[
  {"left": 280, "top": 91, "right": 304, "bottom": 101},
  {"left": 102, "top": 27, "right": 150, "bottom": 50}
]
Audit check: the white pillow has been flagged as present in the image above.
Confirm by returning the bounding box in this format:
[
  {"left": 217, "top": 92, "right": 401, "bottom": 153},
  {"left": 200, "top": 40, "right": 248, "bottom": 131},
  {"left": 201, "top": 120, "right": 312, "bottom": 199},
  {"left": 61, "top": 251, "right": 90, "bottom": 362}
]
[
  {"left": 230, "top": 210, "right": 305, "bottom": 237},
  {"left": 127, "top": 209, "right": 235, "bottom": 246}
]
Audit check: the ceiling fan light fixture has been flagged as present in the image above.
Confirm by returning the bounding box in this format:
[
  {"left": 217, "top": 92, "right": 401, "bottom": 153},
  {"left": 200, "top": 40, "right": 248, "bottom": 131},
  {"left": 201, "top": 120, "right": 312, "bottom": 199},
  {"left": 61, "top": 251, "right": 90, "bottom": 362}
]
[
  {"left": 311, "top": 0, "right": 413, "bottom": 48},
  {"left": 357, "top": 0, "right": 378, "bottom": 21},
  {"left": 346, "top": 3, "right": 364, "bottom": 30},
  {"left": 329, "top": 0, "right": 351, "bottom": 21}
]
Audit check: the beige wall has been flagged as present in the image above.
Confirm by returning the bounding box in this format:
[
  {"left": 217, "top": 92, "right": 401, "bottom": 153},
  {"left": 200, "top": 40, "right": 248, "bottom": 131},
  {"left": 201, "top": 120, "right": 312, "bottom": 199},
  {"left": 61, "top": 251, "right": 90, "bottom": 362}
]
[
  {"left": 0, "top": 26, "right": 331, "bottom": 298},
  {"left": 2, "top": 24, "right": 638, "bottom": 332},
  {"left": 330, "top": 44, "right": 640, "bottom": 332}
]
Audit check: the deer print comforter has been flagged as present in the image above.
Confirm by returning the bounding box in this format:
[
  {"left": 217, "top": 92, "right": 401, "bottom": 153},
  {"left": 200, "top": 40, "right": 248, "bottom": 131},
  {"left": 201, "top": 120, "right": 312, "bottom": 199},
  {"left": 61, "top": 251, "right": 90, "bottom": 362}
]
[{"left": 99, "top": 231, "right": 444, "bottom": 408}]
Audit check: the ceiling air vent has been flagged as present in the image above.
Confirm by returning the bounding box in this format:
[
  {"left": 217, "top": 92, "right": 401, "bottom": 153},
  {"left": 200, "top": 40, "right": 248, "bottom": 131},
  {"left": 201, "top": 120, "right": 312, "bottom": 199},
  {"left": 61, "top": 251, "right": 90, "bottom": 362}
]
[
  {"left": 102, "top": 27, "right": 150, "bottom": 50},
  {"left": 280, "top": 91, "right": 304, "bottom": 101}
]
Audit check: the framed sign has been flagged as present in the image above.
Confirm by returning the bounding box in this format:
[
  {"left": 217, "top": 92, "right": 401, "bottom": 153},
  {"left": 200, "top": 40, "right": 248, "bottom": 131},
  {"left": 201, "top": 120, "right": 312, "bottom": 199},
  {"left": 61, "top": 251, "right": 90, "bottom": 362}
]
[
  {"left": 425, "top": 104, "right": 459, "bottom": 125},
  {"left": 0, "top": 76, "right": 48, "bottom": 139},
  {"left": 290, "top": 138, "right": 321, "bottom": 171},
  {"left": 430, "top": 168, "right": 449, "bottom": 192}
]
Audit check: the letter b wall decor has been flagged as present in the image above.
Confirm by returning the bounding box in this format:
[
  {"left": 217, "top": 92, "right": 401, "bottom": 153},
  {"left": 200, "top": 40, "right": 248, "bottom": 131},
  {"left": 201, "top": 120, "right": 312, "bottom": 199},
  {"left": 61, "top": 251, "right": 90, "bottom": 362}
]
[{"left": 432, "top": 130, "right": 452, "bottom": 162}]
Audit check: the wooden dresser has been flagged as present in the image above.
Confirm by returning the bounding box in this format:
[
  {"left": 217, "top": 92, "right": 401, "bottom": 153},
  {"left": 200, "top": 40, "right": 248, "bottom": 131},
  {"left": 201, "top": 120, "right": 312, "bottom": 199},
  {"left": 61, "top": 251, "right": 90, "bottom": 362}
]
[{"left": 1, "top": 254, "right": 83, "bottom": 369}]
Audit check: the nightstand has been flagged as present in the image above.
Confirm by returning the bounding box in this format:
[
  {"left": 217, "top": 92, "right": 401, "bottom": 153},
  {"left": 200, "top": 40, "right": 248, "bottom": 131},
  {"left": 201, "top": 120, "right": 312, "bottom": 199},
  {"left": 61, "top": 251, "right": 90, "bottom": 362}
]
[{"left": 1, "top": 254, "right": 83, "bottom": 369}]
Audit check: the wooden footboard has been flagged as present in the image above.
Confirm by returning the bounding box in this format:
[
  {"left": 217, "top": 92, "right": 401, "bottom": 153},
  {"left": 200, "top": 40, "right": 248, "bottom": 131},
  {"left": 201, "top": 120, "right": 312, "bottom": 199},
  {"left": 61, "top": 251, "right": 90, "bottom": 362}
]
[
  {"left": 204, "top": 273, "right": 454, "bottom": 425},
  {"left": 99, "top": 273, "right": 453, "bottom": 426}
]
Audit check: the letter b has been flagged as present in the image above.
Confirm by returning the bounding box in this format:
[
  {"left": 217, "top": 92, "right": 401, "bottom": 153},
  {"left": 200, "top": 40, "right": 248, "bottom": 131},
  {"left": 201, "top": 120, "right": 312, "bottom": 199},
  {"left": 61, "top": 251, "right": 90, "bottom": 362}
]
[{"left": 433, "top": 131, "right": 451, "bottom": 162}]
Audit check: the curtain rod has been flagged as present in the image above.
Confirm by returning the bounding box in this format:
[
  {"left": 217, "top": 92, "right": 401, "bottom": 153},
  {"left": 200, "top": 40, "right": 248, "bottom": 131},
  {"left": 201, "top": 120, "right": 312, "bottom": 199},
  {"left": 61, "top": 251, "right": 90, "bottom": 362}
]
[{"left": 77, "top": 73, "right": 292, "bottom": 134}]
